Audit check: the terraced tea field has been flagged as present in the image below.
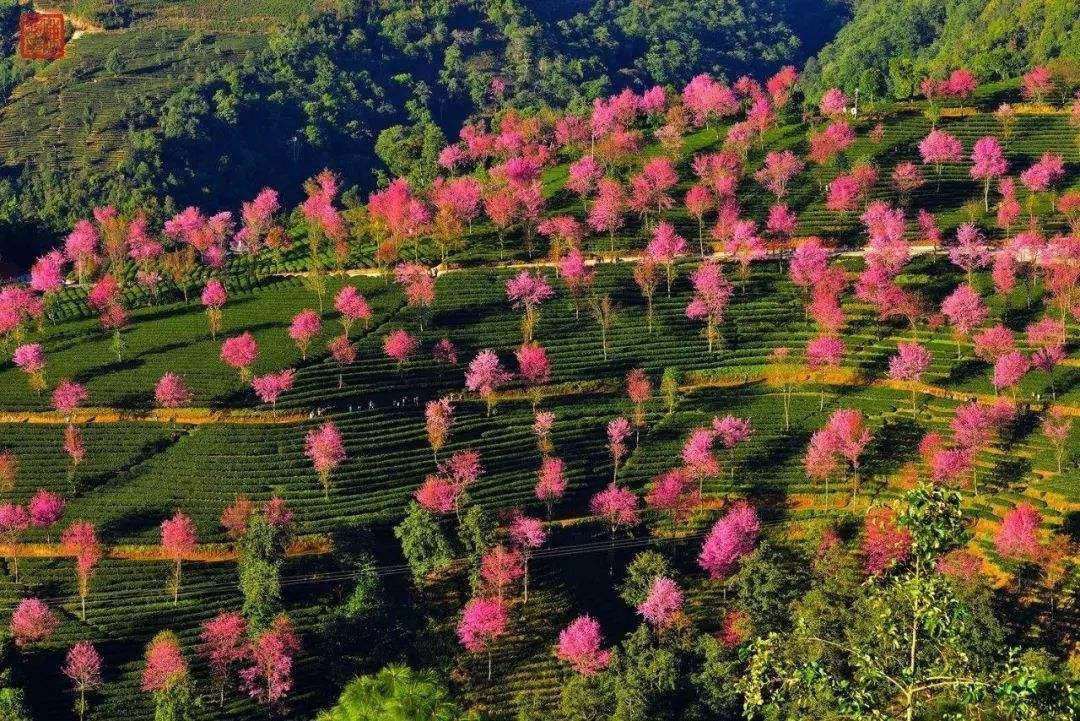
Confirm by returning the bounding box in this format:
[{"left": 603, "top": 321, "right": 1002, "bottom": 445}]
[{"left": 0, "top": 83, "right": 1077, "bottom": 719}]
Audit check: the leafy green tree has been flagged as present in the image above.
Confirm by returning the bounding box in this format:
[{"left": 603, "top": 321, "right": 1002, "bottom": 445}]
[
  {"left": 0, "top": 687, "right": 29, "bottom": 721},
  {"left": 152, "top": 676, "right": 198, "bottom": 721},
  {"left": 739, "top": 485, "right": 1077, "bottom": 720},
  {"left": 811, "top": 0, "right": 1080, "bottom": 101},
  {"left": 375, "top": 121, "right": 445, "bottom": 188},
  {"left": 238, "top": 512, "right": 292, "bottom": 630},
  {"left": 514, "top": 690, "right": 546, "bottom": 721},
  {"left": 559, "top": 672, "right": 614, "bottom": 721},
  {"left": 316, "top": 664, "right": 476, "bottom": 721},
  {"left": 457, "top": 504, "right": 496, "bottom": 564},
  {"left": 338, "top": 554, "right": 383, "bottom": 621},
  {"left": 618, "top": 551, "right": 670, "bottom": 607},
  {"left": 0, "top": 630, "right": 29, "bottom": 721},
  {"left": 690, "top": 634, "right": 741, "bottom": 717},
  {"left": 730, "top": 539, "right": 811, "bottom": 635},
  {"left": 394, "top": 501, "right": 453, "bottom": 585},
  {"left": 659, "top": 368, "right": 680, "bottom": 415}
]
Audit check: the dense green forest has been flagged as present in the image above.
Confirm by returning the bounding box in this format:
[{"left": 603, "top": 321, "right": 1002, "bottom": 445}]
[
  {"left": 3, "top": 0, "right": 1080, "bottom": 267},
  {"left": 807, "top": 0, "right": 1080, "bottom": 101},
  {"left": 0, "top": 0, "right": 850, "bottom": 267}
]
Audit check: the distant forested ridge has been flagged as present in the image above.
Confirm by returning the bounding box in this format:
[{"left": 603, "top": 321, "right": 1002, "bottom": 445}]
[
  {"left": 805, "top": 0, "right": 1080, "bottom": 101},
  {"left": 0, "top": 0, "right": 849, "bottom": 266}
]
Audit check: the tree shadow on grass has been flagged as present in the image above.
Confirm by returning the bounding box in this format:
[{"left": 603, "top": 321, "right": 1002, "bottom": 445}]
[
  {"left": 98, "top": 506, "right": 172, "bottom": 540},
  {"left": 1061, "top": 511, "right": 1080, "bottom": 545},
  {"left": 985, "top": 456, "right": 1033, "bottom": 496},
  {"left": 737, "top": 429, "right": 812, "bottom": 526},
  {"left": 863, "top": 417, "right": 922, "bottom": 478},
  {"left": 1001, "top": 408, "right": 1040, "bottom": 448},
  {"left": 72, "top": 356, "right": 145, "bottom": 384},
  {"left": 1002, "top": 301, "right": 1047, "bottom": 332},
  {"left": 946, "top": 358, "right": 985, "bottom": 386}
]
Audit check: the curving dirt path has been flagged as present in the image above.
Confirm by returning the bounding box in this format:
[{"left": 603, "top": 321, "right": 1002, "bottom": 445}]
[
  {"left": 1, "top": 369, "right": 1075, "bottom": 425},
  {"left": 0, "top": 534, "right": 330, "bottom": 562},
  {"left": 0, "top": 407, "right": 309, "bottom": 425},
  {"left": 274, "top": 244, "right": 941, "bottom": 279}
]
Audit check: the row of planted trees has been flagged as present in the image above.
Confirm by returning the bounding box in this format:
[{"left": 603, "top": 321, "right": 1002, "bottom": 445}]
[
  {"left": 8, "top": 496, "right": 302, "bottom": 720},
  {"left": 0, "top": 62, "right": 1077, "bottom": 718}
]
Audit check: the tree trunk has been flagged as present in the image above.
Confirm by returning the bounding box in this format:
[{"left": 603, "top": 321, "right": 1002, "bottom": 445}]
[{"left": 521, "top": 558, "right": 529, "bottom": 605}]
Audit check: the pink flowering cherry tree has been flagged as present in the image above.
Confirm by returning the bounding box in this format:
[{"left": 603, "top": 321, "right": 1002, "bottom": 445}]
[
  {"left": 424, "top": 397, "right": 454, "bottom": 461},
  {"left": 393, "top": 263, "right": 436, "bottom": 331},
  {"left": 682, "top": 427, "right": 719, "bottom": 494},
  {"left": 862, "top": 507, "right": 912, "bottom": 574},
  {"left": 334, "top": 286, "right": 372, "bottom": 337},
  {"left": 698, "top": 501, "right": 759, "bottom": 597},
  {"left": 995, "top": 502, "right": 1042, "bottom": 562},
  {"left": 626, "top": 369, "right": 652, "bottom": 440},
  {"left": 940, "top": 284, "right": 988, "bottom": 358},
  {"left": 825, "top": 409, "right": 873, "bottom": 496},
  {"left": 991, "top": 351, "right": 1029, "bottom": 400},
  {"left": 63, "top": 641, "right": 103, "bottom": 721},
  {"left": 713, "top": 415, "right": 751, "bottom": 481},
  {"left": 12, "top": 343, "right": 47, "bottom": 392},
  {"left": 950, "top": 402, "right": 995, "bottom": 495},
  {"left": 221, "top": 332, "right": 259, "bottom": 381},
  {"left": 969, "top": 136, "right": 1008, "bottom": 211},
  {"left": 466, "top": 350, "right": 512, "bottom": 416},
  {"left": 155, "top": 372, "right": 193, "bottom": 410},
  {"left": 61, "top": 521, "right": 103, "bottom": 620},
  {"left": 288, "top": 309, "right": 322, "bottom": 360},
  {"left": 637, "top": 575, "right": 683, "bottom": 630},
  {"left": 647, "top": 221, "right": 689, "bottom": 297},
  {"left": 918, "top": 129, "right": 963, "bottom": 189},
  {"left": 607, "top": 417, "right": 632, "bottom": 482},
  {"left": 535, "top": 456, "right": 566, "bottom": 518},
  {"left": 685, "top": 261, "right": 733, "bottom": 354},
  {"left": 382, "top": 328, "right": 418, "bottom": 371},
  {"left": 887, "top": 341, "right": 933, "bottom": 412},
  {"left": 556, "top": 615, "right": 611, "bottom": 676},
  {"left": 506, "top": 271, "right": 554, "bottom": 343},
  {"left": 140, "top": 630, "right": 188, "bottom": 696},
  {"left": 239, "top": 616, "right": 300, "bottom": 711},
  {"left": 590, "top": 483, "right": 639, "bottom": 547},
  {"left": 29, "top": 488, "right": 65, "bottom": 541},
  {"left": 1041, "top": 409, "right": 1072, "bottom": 473},
  {"left": 200, "top": 611, "right": 249, "bottom": 706},
  {"left": 10, "top": 597, "right": 59, "bottom": 647},
  {"left": 480, "top": 544, "right": 525, "bottom": 602},
  {"left": 53, "top": 379, "right": 89, "bottom": 422},
  {"left": 201, "top": 279, "right": 228, "bottom": 339},
  {"left": 63, "top": 424, "right": 86, "bottom": 492},
  {"left": 251, "top": 369, "right": 296, "bottom": 410},
  {"left": 161, "top": 511, "right": 197, "bottom": 603},
  {"left": 457, "top": 597, "right": 508, "bottom": 680},
  {"left": 558, "top": 248, "right": 595, "bottom": 320},
  {"left": 509, "top": 514, "right": 546, "bottom": 602},
  {"left": 515, "top": 343, "right": 551, "bottom": 410},
  {"left": 305, "top": 421, "right": 346, "bottom": 499},
  {"left": 646, "top": 468, "right": 700, "bottom": 534}
]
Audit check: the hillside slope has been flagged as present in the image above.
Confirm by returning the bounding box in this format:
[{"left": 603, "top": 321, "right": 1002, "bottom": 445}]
[
  {"left": 807, "top": 0, "right": 1080, "bottom": 100},
  {"left": 0, "top": 0, "right": 850, "bottom": 267}
]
